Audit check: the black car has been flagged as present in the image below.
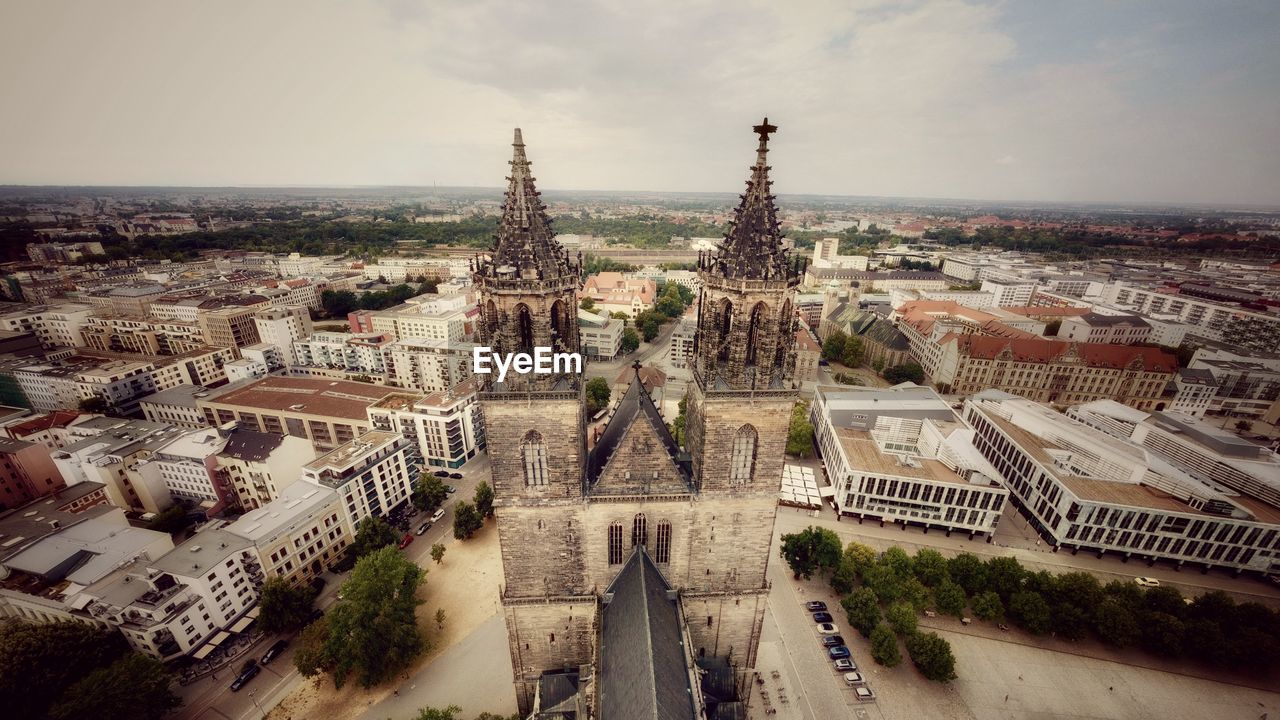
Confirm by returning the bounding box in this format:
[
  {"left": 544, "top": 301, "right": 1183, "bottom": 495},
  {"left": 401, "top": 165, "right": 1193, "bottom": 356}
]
[
  {"left": 261, "top": 639, "right": 289, "bottom": 665},
  {"left": 230, "top": 663, "right": 260, "bottom": 692},
  {"left": 306, "top": 608, "right": 324, "bottom": 624},
  {"left": 812, "top": 612, "right": 834, "bottom": 624},
  {"left": 449, "top": 472, "right": 463, "bottom": 479},
  {"left": 821, "top": 635, "right": 845, "bottom": 648},
  {"left": 805, "top": 601, "right": 828, "bottom": 612},
  {"left": 434, "top": 470, "right": 450, "bottom": 478}
]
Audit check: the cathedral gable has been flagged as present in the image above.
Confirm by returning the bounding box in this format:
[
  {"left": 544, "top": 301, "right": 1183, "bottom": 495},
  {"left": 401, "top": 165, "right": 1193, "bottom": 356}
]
[{"left": 588, "top": 364, "right": 690, "bottom": 495}]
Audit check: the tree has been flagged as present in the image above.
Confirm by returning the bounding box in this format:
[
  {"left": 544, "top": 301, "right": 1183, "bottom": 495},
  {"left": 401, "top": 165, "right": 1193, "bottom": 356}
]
[
  {"left": 831, "top": 541, "right": 876, "bottom": 594},
  {"left": 258, "top": 577, "right": 315, "bottom": 633},
  {"left": 78, "top": 396, "right": 108, "bottom": 414},
  {"left": 473, "top": 481, "right": 495, "bottom": 519},
  {"left": 971, "top": 590, "right": 1004, "bottom": 622},
  {"left": 841, "top": 335, "right": 865, "bottom": 368},
  {"left": 861, "top": 562, "right": 904, "bottom": 604},
  {"left": 579, "top": 297, "right": 595, "bottom": 311},
  {"left": 413, "top": 475, "right": 448, "bottom": 512},
  {"left": 319, "top": 547, "right": 425, "bottom": 688},
  {"left": 933, "top": 580, "right": 966, "bottom": 618},
  {"left": 779, "top": 526, "right": 842, "bottom": 579},
  {"left": 905, "top": 632, "right": 957, "bottom": 682},
  {"left": 912, "top": 548, "right": 949, "bottom": 587},
  {"left": 985, "top": 556, "right": 1026, "bottom": 600},
  {"left": 48, "top": 652, "right": 181, "bottom": 720},
  {"left": 0, "top": 621, "right": 129, "bottom": 720},
  {"left": 786, "top": 401, "right": 815, "bottom": 457},
  {"left": 452, "top": 501, "right": 483, "bottom": 539},
  {"left": 947, "top": 553, "right": 988, "bottom": 596},
  {"left": 636, "top": 311, "right": 661, "bottom": 342},
  {"left": 585, "top": 377, "right": 612, "bottom": 415},
  {"left": 886, "top": 601, "right": 918, "bottom": 635},
  {"left": 431, "top": 543, "right": 446, "bottom": 564},
  {"left": 1093, "top": 597, "right": 1140, "bottom": 648},
  {"left": 321, "top": 289, "right": 358, "bottom": 317},
  {"left": 1009, "top": 591, "right": 1052, "bottom": 635},
  {"left": 842, "top": 588, "right": 882, "bottom": 638},
  {"left": 413, "top": 705, "right": 463, "bottom": 720},
  {"left": 655, "top": 293, "right": 684, "bottom": 319},
  {"left": 870, "top": 624, "right": 902, "bottom": 667},
  {"left": 293, "top": 616, "right": 332, "bottom": 678},
  {"left": 620, "top": 327, "right": 640, "bottom": 354},
  {"left": 822, "top": 331, "right": 849, "bottom": 362},
  {"left": 881, "top": 362, "right": 925, "bottom": 385},
  {"left": 1141, "top": 611, "right": 1185, "bottom": 656},
  {"left": 1235, "top": 420, "right": 1253, "bottom": 432},
  {"left": 881, "top": 546, "right": 914, "bottom": 579},
  {"left": 146, "top": 503, "right": 193, "bottom": 535},
  {"left": 1144, "top": 586, "right": 1188, "bottom": 619},
  {"left": 351, "top": 516, "right": 398, "bottom": 559}
]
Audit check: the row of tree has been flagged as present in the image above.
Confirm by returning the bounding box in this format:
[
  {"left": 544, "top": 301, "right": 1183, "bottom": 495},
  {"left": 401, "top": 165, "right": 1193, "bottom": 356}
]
[
  {"left": 320, "top": 282, "right": 434, "bottom": 318},
  {"left": 781, "top": 527, "right": 1280, "bottom": 678}
]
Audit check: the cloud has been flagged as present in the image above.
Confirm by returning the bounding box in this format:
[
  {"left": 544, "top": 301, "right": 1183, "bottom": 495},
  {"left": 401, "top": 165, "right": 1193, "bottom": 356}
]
[{"left": 0, "top": 0, "right": 1276, "bottom": 205}]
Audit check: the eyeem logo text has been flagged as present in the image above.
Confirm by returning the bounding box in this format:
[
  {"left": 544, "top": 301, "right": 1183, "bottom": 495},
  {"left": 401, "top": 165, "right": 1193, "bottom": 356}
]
[{"left": 473, "top": 346, "right": 582, "bottom": 383}]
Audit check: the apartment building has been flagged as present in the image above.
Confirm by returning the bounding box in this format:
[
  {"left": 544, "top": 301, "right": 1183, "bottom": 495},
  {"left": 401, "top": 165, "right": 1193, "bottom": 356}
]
[
  {"left": 196, "top": 376, "right": 393, "bottom": 450},
  {"left": 133, "top": 428, "right": 235, "bottom": 511},
  {"left": 668, "top": 314, "right": 695, "bottom": 368},
  {"left": 386, "top": 337, "right": 473, "bottom": 393},
  {"left": 894, "top": 299, "right": 1040, "bottom": 380},
  {"left": 197, "top": 301, "right": 266, "bottom": 349},
  {"left": 348, "top": 293, "right": 474, "bottom": 343},
  {"left": 1169, "top": 368, "right": 1217, "bottom": 419},
  {"left": 225, "top": 481, "right": 351, "bottom": 586},
  {"left": 795, "top": 330, "right": 821, "bottom": 383},
  {"left": 215, "top": 428, "right": 315, "bottom": 510},
  {"left": 811, "top": 384, "right": 1009, "bottom": 535},
  {"left": 980, "top": 278, "right": 1038, "bottom": 307},
  {"left": 253, "top": 306, "right": 313, "bottom": 364},
  {"left": 0, "top": 436, "right": 66, "bottom": 510},
  {"left": 1188, "top": 351, "right": 1280, "bottom": 419},
  {"left": 301, "top": 430, "right": 415, "bottom": 525},
  {"left": 965, "top": 392, "right": 1280, "bottom": 575},
  {"left": 366, "top": 380, "right": 485, "bottom": 469},
  {"left": 1058, "top": 312, "right": 1152, "bottom": 345},
  {"left": 140, "top": 385, "right": 212, "bottom": 428},
  {"left": 81, "top": 314, "right": 205, "bottom": 355},
  {"left": 15, "top": 357, "right": 156, "bottom": 414},
  {"left": 293, "top": 331, "right": 392, "bottom": 376},
  {"left": 0, "top": 303, "right": 94, "bottom": 349},
  {"left": 1, "top": 410, "right": 91, "bottom": 450},
  {"left": 52, "top": 417, "right": 187, "bottom": 513},
  {"left": 939, "top": 335, "right": 1177, "bottom": 410},
  {"left": 1102, "top": 281, "right": 1280, "bottom": 353}
]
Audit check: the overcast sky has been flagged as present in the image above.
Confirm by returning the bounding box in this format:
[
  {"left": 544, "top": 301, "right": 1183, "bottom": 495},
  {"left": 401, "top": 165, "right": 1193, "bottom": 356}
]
[{"left": 2, "top": 1, "right": 1278, "bottom": 205}]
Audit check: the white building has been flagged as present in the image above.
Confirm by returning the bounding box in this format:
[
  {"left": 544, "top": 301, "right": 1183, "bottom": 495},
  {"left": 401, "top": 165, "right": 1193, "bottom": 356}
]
[
  {"left": 140, "top": 385, "right": 213, "bottom": 428},
  {"left": 980, "top": 278, "right": 1037, "bottom": 307},
  {"left": 1058, "top": 312, "right": 1152, "bottom": 345},
  {"left": 301, "top": 430, "right": 415, "bottom": 525},
  {"left": 812, "top": 384, "right": 1009, "bottom": 535},
  {"left": 226, "top": 481, "right": 352, "bottom": 586},
  {"left": 579, "top": 309, "right": 623, "bottom": 360},
  {"left": 0, "top": 303, "right": 94, "bottom": 349},
  {"left": 135, "top": 428, "right": 234, "bottom": 510},
  {"left": 366, "top": 381, "right": 485, "bottom": 469},
  {"left": 254, "top": 306, "right": 313, "bottom": 365},
  {"left": 385, "top": 337, "right": 473, "bottom": 393},
  {"left": 293, "top": 331, "right": 391, "bottom": 376}
]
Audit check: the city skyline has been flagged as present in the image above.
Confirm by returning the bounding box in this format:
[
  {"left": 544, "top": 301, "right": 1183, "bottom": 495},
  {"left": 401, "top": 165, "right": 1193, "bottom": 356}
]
[{"left": 2, "top": 1, "right": 1279, "bottom": 206}]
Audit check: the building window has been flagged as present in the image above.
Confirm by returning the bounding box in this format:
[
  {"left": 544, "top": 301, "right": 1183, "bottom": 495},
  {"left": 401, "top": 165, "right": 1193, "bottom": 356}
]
[
  {"left": 608, "top": 522, "right": 623, "bottom": 565},
  {"left": 632, "top": 513, "right": 647, "bottom": 548},
  {"left": 522, "top": 430, "right": 549, "bottom": 487},
  {"left": 655, "top": 520, "right": 671, "bottom": 563},
  {"left": 730, "top": 424, "right": 758, "bottom": 485}
]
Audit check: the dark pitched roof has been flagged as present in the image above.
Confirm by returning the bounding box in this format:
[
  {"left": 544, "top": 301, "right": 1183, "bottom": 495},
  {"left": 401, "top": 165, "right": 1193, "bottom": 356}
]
[
  {"left": 587, "top": 364, "right": 687, "bottom": 485},
  {"left": 537, "top": 671, "right": 581, "bottom": 718},
  {"left": 599, "top": 547, "right": 697, "bottom": 720},
  {"left": 220, "top": 428, "right": 285, "bottom": 462}
]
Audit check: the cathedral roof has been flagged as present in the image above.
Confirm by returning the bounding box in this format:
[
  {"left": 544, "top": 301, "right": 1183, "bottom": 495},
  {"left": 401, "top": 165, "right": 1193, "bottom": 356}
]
[
  {"left": 599, "top": 547, "right": 697, "bottom": 720},
  {"left": 702, "top": 118, "right": 800, "bottom": 283},
  {"left": 478, "top": 128, "right": 578, "bottom": 283},
  {"left": 587, "top": 362, "right": 687, "bottom": 485}
]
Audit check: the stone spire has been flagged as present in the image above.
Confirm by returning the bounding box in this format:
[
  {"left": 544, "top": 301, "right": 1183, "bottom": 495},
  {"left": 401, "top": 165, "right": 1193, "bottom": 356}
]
[
  {"left": 485, "top": 128, "right": 577, "bottom": 282},
  {"left": 703, "top": 118, "right": 798, "bottom": 282}
]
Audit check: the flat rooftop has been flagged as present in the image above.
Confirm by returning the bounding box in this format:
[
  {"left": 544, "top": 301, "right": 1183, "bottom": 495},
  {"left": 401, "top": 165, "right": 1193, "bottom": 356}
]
[
  {"left": 304, "top": 430, "right": 401, "bottom": 474},
  {"left": 200, "top": 376, "right": 394, "bottom": 420},
  {"left": 835, "top": 428, "right": 967, "bottom": 485},
  {"left": 149, "top": 527, "right": 255, "bottom": 578},
  {"left": 138, "top": 384, "right": 208, "bottom": 409},
  {"left": 226, "top": 482, "right": 337, "bottom": 544}
]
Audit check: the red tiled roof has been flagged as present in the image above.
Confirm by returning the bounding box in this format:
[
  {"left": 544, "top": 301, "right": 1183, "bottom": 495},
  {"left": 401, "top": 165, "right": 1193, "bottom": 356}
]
[
  {"left": 5, "top": 410, "right": 82, "bottom": 437},
  {"left": 794, "top": 330, "right": 821, "bottom": 352},
  {"left": 953, "top": 335, "right": 1177, "bottom": 372}
]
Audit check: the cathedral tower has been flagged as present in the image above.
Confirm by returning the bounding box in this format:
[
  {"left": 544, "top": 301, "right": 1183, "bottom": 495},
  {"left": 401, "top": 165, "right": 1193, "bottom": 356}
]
[{"left": 686, "top": 119, "right": 804, "bottom": 494}]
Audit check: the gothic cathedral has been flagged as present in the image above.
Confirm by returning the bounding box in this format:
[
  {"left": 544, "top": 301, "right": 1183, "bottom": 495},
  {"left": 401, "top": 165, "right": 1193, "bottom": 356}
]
[{"left": 475, "top": 121, "right": 803, "bottom": 719}]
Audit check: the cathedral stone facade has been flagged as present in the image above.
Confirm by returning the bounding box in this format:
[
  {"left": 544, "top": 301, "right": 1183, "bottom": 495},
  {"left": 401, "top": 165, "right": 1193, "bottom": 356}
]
[{"left": 477, "top": 121, "right": 804, "bottom": 719}]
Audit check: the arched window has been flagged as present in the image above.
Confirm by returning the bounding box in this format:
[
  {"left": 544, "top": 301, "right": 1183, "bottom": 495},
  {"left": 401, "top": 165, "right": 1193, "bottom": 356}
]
[
  {"left": 516, "top": 303, "right": 534, "bottom": 351},
  {"left": 745, "top": 302, "right": 768, "bottom": 366},
  {"left": 632, "top": 513, "right": 648, "bottom": 548},
  {"left": 608, "top": 522, "right": 624, "bottom": 565},
  {"left": 716, "top": 298, "right": 733, "bottom": 361},
  {"left": 655, "top": 520, "right": 672, "bottom": 564},
  {"left": 521, "top": 430, "right": 548, "bottom": 488},
  {"left": 730, "top": 424, "right": 758, "bottom": 485}
]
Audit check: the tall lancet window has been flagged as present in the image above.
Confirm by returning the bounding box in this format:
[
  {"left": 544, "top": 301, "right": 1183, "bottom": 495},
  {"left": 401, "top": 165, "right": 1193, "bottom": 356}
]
[
  {"left": 522, "top": 430, "right": 548, "bottom": 488},
  {"left": 608, "top": 522, "right": 624, "bottom": 565},
  {"left": 730, "top": 424, "right": 758, "bottom": 485},
  {"left": 632, "top": 513, "right": 648, "bottom": 548},
  {"left": 655, "top": 520, "right": 672, "bottom": 564}
]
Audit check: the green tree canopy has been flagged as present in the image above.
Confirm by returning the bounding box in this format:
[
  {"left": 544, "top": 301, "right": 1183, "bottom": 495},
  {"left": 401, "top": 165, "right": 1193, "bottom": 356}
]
[
  {"left": 841, "top": 335, "right": 865, "bottom": 368},
  {"left": 933, "top": 579, "right": 967, "bottom": 618},
  {"left": 906, "top": 632, "right": 957, "bottom": 682},
  {"left": 1094, "top": 596, "right": 1140, "bottom": 648},
  {"left": 431, "top": 543, "right": 446, "bottom": 564},
  {"left": 830, "top": 541, "right": 877, "bottom": 594},
  {"left": 1009, "top": 591, "right": 1052, "bottom": 635},
  {"left": 842, "top": 588, "right": 882, "bottom": 638},
  {"left": 258, "top": 576, "right": 316, "bottom": 634},
  {"left": 351, "top": 516, "right": 399, "bottom": 559},
  {"left": 585, "top": 377, "right": 612, "bottom": 415},
  {"left": 912, "top": 548, "right": 949, "bottom": 588},
  {"left": 453, "top": 501, "right": 483, "bottom": 539},
  {"left": 886, "top": 601, "right": 918, "bottom": 635},
  {"left": 947, "top": 553, "right": 988, "bottom": 596},
  {"left": 0, "top": 621, "right": 129, "bottom": 720},
  {"left": 882, "top": 362, "right": 925, "bottom": 385},
  {"left": 786, "top": 401, "right": 815, "bottom": 457},
  {"left": 473, "top": 481, "right": 495, "bottom": 519},
  {"left": 970, "top": 591, "right": 1004, "bottom": 623},
  {"left": 779, "top": 526, "right": 842, "bottom": 580},
  {"left": 869, "top": 623, "right": 901, "bottom": 667},
  {"left": 821, "top": 331, "right": 849, "bottom": 362},
  {"left": 48, "top": 652, "right": 181, "bottom": 720},
  {"left": 413, "top": 475, "right": 449, "bottom": 512},
  {"left": 620, "top": 326, "right": 640, "bottom": 354}
]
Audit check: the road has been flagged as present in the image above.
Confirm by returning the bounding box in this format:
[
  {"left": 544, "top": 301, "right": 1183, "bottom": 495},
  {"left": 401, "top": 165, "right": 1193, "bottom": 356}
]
[{"left": 177, "top": 454, "right": 492, "bottom": 720}]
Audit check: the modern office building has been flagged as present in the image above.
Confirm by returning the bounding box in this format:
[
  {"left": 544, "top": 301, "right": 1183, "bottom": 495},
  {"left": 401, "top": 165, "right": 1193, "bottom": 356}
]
[
  {"left": 196, "top": 376, "right": 394, "bottom": 450},
  {"left": 300, "top": 430, "right": 415, "bottom": 525}
]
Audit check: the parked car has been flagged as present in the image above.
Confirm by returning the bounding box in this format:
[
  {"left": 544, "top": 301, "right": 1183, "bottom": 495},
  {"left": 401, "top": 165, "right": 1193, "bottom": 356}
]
[
  {"left": 398, "top": 533, "right": 414, "bottom": 550},
  {"left": 445, "top": 485, "right": 458, "bottom": 494},
  {"left": 434, "top": 470, "right": 450, "bottom": 478},
  {"left": 812, "top": 612, "right": 834, "bottom": 624},
  {"left": 827, "top": 645, "right": 851, "bottom": 660},
  {"left": 230, "top": 662, "right": 260, "bottom": 692},
  {"left": 308, "top": 577, "right": 325, "bottom": 596},
  {"left": 417, "top": 521, "right": 432, "bottom": 535},
  {"left": 854, "top": 686, "right": 876, "bottom": 702},
  {"left": 306, "top": 608, "right": 324, "bottom": 624},
  {"left": 805, "top": 601, "right": 828, "bottom": 612},
  {"left": 821, "top": 635, "right": 845, "bottom": 648},
  {"left": 833, "top": 658, "right": 856, "bottom": 672},
  {"left": 816, "top": 623, "right": 839, "bottom": 635},
  {"left": 843, "top": 672, "right": 866, "bottom": 686},
  {"left": 431, "top": 508, "right": 445, "bottom": 523},
  {"left": 449, "top": 472, "right": 463, "bottom": 480},
  {"left": 1134, "top": 576, "right": 1161, "bottom": 588},
  {"left": 261, "top": 639, "right": 288, "bottom": 665}
]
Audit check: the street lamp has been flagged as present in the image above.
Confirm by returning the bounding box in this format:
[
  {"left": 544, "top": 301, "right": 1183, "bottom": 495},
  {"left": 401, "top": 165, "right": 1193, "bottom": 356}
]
[{"left": 248, "top": 689, "right": 265, "bottom": 720}]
